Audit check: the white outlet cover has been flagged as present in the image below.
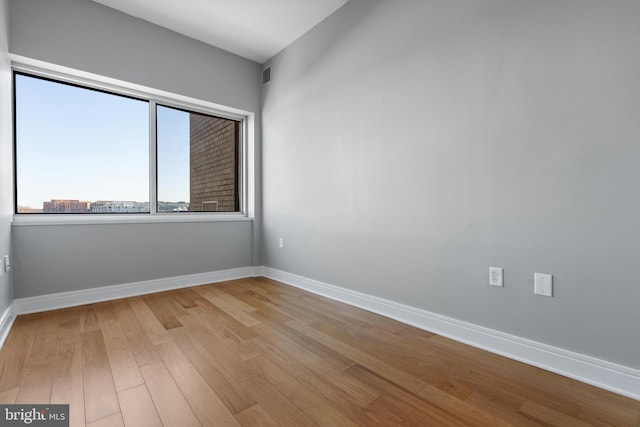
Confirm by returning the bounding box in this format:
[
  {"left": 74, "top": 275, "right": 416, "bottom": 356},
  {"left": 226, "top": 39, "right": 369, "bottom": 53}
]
[
  {"left": 534, "top": 273, "right": 553, "bottom": 297},
  {"left": 489, "top": 267, "right": 503, "bottom": 287}
]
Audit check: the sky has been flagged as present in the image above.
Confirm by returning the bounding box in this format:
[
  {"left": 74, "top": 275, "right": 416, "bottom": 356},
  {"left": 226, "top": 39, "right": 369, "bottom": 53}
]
[
  {"left": 157, "top": 106, "right": 190, "bottom": 203},
  {"left": 15, "top": 74, "right": 190, "bottom": 209}
]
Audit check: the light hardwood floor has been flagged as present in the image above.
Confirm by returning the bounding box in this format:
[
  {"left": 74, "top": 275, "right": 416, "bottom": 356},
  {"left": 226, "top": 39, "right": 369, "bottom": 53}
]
[{"left": 0, "top": 277, "right": 638, "bottom": 426}]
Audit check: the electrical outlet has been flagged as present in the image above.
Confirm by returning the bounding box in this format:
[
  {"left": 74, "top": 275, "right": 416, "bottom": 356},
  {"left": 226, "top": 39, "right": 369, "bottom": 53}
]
[
  {"left": 489, "top": 267, "right": 503, "bottom": 287},
  {"left": 278, "top": 237, "right": 284, "bottom": 248}
]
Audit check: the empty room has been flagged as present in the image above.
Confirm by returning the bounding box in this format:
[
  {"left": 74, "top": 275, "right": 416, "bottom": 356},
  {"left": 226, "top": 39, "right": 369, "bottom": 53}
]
[{"left": 0, "top": 0, "right": 639, "bottom": 425}]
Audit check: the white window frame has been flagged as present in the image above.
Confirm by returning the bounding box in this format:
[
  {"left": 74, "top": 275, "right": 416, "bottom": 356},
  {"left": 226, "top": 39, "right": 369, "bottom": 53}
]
[{"left": 11, "top": 56, "right": 254, "bottom": 225}]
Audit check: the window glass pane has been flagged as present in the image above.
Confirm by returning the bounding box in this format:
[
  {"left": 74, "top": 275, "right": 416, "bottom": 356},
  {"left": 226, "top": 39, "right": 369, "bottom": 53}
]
[
  {"left": 157, "top": 105, "right": 240, "bottom": 213},
  {"left": 15, "top": 74, "right": 149, "bottom": 213}
]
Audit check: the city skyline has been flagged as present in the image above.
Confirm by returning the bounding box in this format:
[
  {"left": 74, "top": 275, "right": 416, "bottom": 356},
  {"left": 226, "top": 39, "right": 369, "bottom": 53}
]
[{"left": 21, "top": 198, "right": 191, "bottom": 213}]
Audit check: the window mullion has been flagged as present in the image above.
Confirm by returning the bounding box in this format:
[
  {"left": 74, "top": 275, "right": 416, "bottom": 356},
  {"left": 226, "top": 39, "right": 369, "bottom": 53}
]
[{"left": 149, "top": 100, "right": 157, "bottom": 214}]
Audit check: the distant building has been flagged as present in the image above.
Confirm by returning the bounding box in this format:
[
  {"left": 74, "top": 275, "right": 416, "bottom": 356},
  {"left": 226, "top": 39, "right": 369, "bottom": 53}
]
[
  {"left": 90, "top": 201, "right": 149, "bottom": 213},
  {"left": 157, "top": 201, "right": 190, "bottom": 213},
  {"left": 17, "top": 205, "right": 42, "bottom": 213},
  {"left": 43, "top": 199, "right": 90, "bottom": 213}
]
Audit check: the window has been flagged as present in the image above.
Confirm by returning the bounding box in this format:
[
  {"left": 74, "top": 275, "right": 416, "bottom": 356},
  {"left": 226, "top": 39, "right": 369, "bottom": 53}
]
[
  {"left": 157, "top": 105, "right": 240, "bottom": 213},
  {"left": 15, "top": 73, "right": 149, "bottom": 213},
  {"left": 14, "top": 71, "right": 244, "bottom": 215}
]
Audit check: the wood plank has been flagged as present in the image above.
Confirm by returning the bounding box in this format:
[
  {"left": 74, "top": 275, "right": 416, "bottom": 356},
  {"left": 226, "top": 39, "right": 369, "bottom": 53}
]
[
  {"left": 286, "top": 318, "right": 426, "bottom": 393},
  {"left": 222, "top": 286, "right": 293, "bottom": 323},
  {"left": 155, "top": 339, "right": 240, "bottom": 426},
  {"left": 362, "top": 394, "right": 462, "bottom": 427},
  {"left": 81, "top": 329, "right": 120, "bottom": 423},
  {"left": 574, "top": 398, "right": 640, "bottom": 427},
  {"left": 242, "top": 278, "right": 291, "bottom": 299},
  {"left": 234, "top": 404, "right": 279, "bottom": 427},
  {"left": 259, "top": 291, "right": 343, "bottom": 325},
  {"left": 249, "top": 311, "right": 355, "bottom": 370},
  {"left": 55, "top": 304, "right": 87, "bottom": 322},
  {"left": 51, "top": 334, "right": 85, "bottom": 427},
  {"left": 577, "top": 406, "right": 639, "bottom": 427},
  {"left": 140, "top": 293, "right": 183, "bottom": 330},
  {"left": 202, "top": 283, "right": 258, "bottom": 313},
  {"left": 86, "top": 412, "right": 124, "bottom": 427},
  {"left": 111, "top": 299, "right": 161, "bottom": 367},
  {"left": 117, "top": 384, "right": 163, "bottom": 427},
  {"left": 168, "top": 326, "right": 256, "bottom": 415},
  {"left": 83, "top": 307, "right": 101, "bottom": 332},
  {"left": 239, "top": 374, "right": 320, "bottom": 427},
  {"left": 0, "top": 387, "right": 19, "bottom": 404},
  {"left": 0, "top": 315, "right": 39, "bottom": 393},
  {"left": 310, "top": 318, "right": 474, "bottom": 399},
  {"left": 166, "top": 287, "right": 201, "bottom": 309},
  {"left": 176, "top": 309, "right": 256, "bottom": 381},
  {"left": 427, "top": 334, "right": 639, "bottom": 415},
  {"left": 91, "top": 301, "right": 118, "bottom": 324},
  {"left": 58, "top": 318, "right": 82, "bottom": 344},
  {"left": 127, "top": 297, "right": 170, "bottom": 345},
  {"left": 417, "top": 381, "right": 515, "bottom": 426},
  {"left": 100, "top": 319, "right": 144, "bottom": 391},
  {"left": 249, "top": 323, "right": 379, "bottom": 419},
  {"left": 288, "top": 291, "right": 404, "bottom": 334},
  {"left": 245, "top": 289, "right": 322, "bottom": 324},
  {"left": 195, "top": 285, "right": 261, "bottom": 327},
  {"left": 139, "top": 361, "right": 201, "bottom": 427},
  {"left": 346, "top": 363, "right": 470, "bottom": 426},
  {"left": 246, "top": 355, "right": 360, "bottom": 427},
  {"left": 464, "top": 389, "right": 540, "bottom": 427},
  {"left": 15, "top": 310, "right": 59, "bottom": 404},
  {"left": 519, "top": 400, "right": 594, "bottom": 426},
  {"left": 189, "top": 300, "right": 258, "bottom": 343}
]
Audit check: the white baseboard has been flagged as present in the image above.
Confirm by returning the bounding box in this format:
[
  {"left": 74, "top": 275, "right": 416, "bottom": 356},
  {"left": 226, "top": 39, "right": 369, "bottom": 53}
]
[
  {"left": 262, "top": 267, "right": 640, "bottom": 401},
  {"left": 0, "top": 303, "right": 16, "bottom": 350},
  {"left": 12, "top": 266, "right": 261, "bottom": 315}
]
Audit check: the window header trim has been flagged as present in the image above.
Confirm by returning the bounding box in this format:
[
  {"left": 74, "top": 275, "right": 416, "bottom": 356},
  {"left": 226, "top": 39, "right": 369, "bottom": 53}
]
[{"left": 10, "top": 55, "right": 249, "bottom": 122}]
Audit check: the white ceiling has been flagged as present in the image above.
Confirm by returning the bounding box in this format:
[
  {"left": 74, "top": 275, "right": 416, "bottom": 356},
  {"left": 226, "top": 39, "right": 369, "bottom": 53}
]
[{"left": 91, "top": 0, "right": 350, "bottom": 63}]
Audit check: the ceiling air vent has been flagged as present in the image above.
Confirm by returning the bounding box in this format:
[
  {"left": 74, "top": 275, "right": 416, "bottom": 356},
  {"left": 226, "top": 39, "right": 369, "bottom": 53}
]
[{"left": 262, "top": 66, "right": 271, "bottom": 86}]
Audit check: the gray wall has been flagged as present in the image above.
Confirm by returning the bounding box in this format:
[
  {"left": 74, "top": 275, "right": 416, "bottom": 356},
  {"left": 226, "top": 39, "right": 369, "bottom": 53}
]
[
  {"left": 0, "top": 0, "right": 12, "bottom": 313},
  {"left": 262, "top": 0, "right": 640, "bottom": 369},
  {"left": 12, "top": 221, "right": 252, "bottom": 298},
  {"left": 9, "top": 0, "right": 258, "bottom": 112},
  {"left": 9, "top": 0, "right": 262, "bottom": 298}
]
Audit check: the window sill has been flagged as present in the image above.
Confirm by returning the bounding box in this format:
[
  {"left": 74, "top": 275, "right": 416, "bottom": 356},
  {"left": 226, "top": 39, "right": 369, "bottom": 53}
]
[{"left": 12, "top": 213, "right": 253, "bottom": 226}]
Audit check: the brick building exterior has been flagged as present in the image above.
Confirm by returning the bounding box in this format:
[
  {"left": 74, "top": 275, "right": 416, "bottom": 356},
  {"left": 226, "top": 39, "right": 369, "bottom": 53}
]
[
  {"left": 43, "top": 199, "right": 90, "bottom": 213},
  {"left": 189, "top": 113, "right": 239, "bottom": 212}
]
